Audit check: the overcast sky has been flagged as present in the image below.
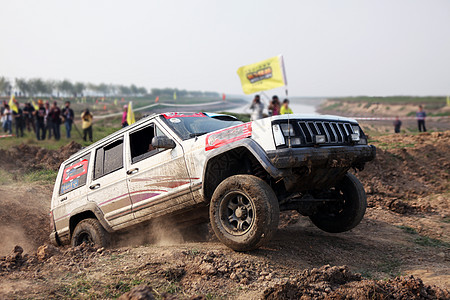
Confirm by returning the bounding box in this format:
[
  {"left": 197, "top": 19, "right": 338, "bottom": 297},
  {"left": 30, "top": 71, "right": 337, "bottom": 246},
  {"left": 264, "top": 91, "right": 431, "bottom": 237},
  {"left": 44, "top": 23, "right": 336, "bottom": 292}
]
[{"left": 1, "top": 0, "right": 449, "bottom": 97}]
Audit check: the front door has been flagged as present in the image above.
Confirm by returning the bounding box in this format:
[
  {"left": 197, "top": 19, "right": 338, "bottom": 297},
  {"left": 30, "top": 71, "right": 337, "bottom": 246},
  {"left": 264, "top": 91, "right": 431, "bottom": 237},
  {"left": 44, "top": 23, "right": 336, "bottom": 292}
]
[
  {"left": 125, "top": 121, "right": 195, "bottom": 222},
  {"left": 87, "top": 137, "right": 133, "bottom": 228}
]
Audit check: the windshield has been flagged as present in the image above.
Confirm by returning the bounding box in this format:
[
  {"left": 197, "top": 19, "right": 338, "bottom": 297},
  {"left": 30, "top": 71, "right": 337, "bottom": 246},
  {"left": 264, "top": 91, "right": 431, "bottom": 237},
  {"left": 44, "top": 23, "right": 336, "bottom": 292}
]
[{"left": 160, "top": 112, "right": 243, "bottom": 140}]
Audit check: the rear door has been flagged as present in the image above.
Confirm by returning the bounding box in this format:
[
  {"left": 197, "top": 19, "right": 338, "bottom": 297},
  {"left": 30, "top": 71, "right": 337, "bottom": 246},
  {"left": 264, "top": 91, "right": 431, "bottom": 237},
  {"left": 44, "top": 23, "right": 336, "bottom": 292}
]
[
  {"left": 125, "top": 120, "right": 195, "bottom": 222},
  {"left": 87, "top": 137, "right": 133, "bottom": 228}
]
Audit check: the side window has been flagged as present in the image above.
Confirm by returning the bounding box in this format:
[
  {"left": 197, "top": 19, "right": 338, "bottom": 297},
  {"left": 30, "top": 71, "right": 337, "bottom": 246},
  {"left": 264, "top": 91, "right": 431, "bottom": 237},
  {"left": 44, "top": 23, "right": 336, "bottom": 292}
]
[
  {"left": 59, "top": 153, "right": 90, "bottom": 195},
  {"left": 94, "top": 139, "right": 124, "bottom": 180},
  {"left": 130, "top": 124, "right": 167, "bottom": 164}
]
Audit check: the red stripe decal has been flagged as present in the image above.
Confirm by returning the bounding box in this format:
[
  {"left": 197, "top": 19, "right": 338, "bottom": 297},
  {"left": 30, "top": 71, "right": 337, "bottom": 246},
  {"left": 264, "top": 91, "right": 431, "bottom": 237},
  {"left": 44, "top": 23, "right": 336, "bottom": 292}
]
[{"left": 205, "top": 123, "right": 252, "bottom": 151}]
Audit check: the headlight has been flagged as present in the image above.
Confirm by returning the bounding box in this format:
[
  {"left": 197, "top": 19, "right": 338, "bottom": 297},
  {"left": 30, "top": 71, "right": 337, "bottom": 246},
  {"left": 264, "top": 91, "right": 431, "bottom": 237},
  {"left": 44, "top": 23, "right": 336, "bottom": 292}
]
[
  {"left": 350, "top": 133, "right": 360, "bottom": 142},
  {"left": 272, "top": 124, "right": 285, "bottom": 146},
  {"left": 352, "top": 125, "right": 360, "bottom": 136},
  {"left": 280, "top": 123, "right": 295, "bottom": 136}
]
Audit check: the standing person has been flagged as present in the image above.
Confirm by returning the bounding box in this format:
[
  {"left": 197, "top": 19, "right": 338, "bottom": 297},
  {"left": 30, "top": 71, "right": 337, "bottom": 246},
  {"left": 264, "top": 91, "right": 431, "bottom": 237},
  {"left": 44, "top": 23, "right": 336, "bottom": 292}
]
[
  {"left": 416, "top": 105, "right": 427, "bottom": 132},
  {"left": 122, "top": 105, "right": 128, "bottom": 127},
  {"left": 34, "top": 100, "right": 46, "bottom": 140},
  {"left": 49, "top": 101, "right": 61, "bottom": 140},
  {"left": 249, "top": 95, "right": 264, "bottom": 121},
  {"left": 81, "top": 108, "right": 93, "bottom": 142},
  {"left": 23, "top": 102, "right": 36, "bottom": 133},
  {"left": 12, "top": 102, "right": 24, "bottom": 138},
  {"left": 280, "top": 99, "right": 293, "bottom": 114},
  {"left": 44, "top": 101, "right": 53, "bottom": 139},
  {"left": 2, "top": 104, "right": 12, "bottom": 134},
  {"left": 393, "top": 116, "right": 402, "bottom": 134},
  {"left": 268, "top": 95, "right": 281, "bottom": 116},
  {"left": 62, "top": 101, "right": 74, "bottom": 138}
]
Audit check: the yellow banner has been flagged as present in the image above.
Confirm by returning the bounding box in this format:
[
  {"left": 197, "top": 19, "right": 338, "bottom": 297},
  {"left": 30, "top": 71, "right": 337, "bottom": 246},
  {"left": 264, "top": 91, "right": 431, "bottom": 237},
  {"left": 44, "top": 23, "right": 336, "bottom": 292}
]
[
  {"left": 237, "top": 55, "right": 287, "bottom": 95},
  {"left": 8, "top": 95, "right": 18, "bottom": 113},
  {"left": 127, "top": 101, "right": 136, "bottom": 125}
]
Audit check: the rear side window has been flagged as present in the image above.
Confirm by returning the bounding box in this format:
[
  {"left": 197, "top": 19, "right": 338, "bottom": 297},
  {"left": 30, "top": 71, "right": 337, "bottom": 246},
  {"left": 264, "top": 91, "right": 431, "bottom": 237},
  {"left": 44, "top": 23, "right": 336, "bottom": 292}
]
[
  {"left": 94, "top": 139, "right": 124, "bottom": 180},
  {"left": 59, "top": 153, "right": 90, "bottom": 195}
]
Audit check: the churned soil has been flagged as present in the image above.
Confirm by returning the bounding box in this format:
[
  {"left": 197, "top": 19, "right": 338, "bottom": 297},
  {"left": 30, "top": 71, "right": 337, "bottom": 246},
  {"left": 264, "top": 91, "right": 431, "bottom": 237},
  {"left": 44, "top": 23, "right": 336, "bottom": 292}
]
[{"left": 0, "top": 133, "right": 449, "bottom": 299}]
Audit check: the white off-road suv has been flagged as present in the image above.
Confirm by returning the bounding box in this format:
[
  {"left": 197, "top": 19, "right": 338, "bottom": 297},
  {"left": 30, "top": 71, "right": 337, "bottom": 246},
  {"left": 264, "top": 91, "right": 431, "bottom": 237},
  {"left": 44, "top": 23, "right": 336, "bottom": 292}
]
[{"left": 50, "top": 112, "right": 375, "bottom": 251}]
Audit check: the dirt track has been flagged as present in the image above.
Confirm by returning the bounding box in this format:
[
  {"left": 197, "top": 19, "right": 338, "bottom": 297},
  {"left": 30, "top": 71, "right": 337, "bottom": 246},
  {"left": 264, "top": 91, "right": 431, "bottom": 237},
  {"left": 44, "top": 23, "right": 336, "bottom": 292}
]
[{"left": 0, "top": 132, "right": 449, "bottom": 299}]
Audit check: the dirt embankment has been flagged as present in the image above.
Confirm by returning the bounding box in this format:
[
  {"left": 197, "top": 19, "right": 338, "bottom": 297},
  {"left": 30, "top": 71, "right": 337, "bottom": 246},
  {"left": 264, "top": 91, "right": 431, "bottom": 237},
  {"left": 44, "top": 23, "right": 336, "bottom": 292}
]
[
  {"left": 0, "top": 141, "right": 81, "bottom": 173},
  {"left": 319, "top": 99, "right": 450, "bottom": 118},
  {"left": 0, "top": 135, "right": 449, "bottom": 298},
  {"left": 0, "top": 142, "right": 81, "bottom": 255}
]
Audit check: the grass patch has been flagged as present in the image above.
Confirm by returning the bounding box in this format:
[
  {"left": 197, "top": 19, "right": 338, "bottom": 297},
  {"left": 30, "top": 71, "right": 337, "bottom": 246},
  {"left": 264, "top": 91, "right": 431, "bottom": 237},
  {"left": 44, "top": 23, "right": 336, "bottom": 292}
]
[
  {"left": 219, "top": 112, "right": 251, "bottom": 123},
  {"left": 329, "top": 96, "right": 447, "bottom": 105},
  {"left": 0, "top": 169, "right": 14, "bottom": 185},
  {"left": 441, "top": 216, "right": 450, "bottom": 223},
  {"left": 377, "top": 258, "right": 402, "bottom": 278},
  {"left": 414, "top": 236, "right": 450, "bottom": 248},
  {"left": 397, "top": 225, "right": 417, "bottom": 234},
  {"left": 23, "top": 169, "right": 58, "bottom": 183},
  {"left": 322, "top": 102, "right": 341, "bottom": 111}
]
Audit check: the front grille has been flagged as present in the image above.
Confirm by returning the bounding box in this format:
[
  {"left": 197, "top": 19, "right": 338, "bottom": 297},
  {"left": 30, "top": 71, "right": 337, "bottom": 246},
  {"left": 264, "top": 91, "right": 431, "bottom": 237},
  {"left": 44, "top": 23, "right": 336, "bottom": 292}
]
[
  {"left": 273, "top": 119, "right": 360, "bottom": 148},
  {"left": 297, "top": 121, "right": 355, "bottom": 144}
]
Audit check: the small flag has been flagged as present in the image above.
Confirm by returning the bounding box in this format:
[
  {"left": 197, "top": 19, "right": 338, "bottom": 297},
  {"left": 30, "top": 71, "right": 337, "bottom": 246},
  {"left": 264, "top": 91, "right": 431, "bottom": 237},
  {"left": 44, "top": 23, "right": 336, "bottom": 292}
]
[
  {"left": 127, "top": 101, "right": 136, "bottom": 125},
  {"left": 31, "top": 99, "right": 39, "bottom": 110},
  {"left": 155, "top": 96, "right": 159, "bottom": 103},
  {"left": 8, "top": 95, "right": 18, "bottom": 113},
  {"left": 173, "top": 91, "right": 177, "bottom": 100},
  {"left": 103, "top": 105, "right": 106, "bottom": 110},
  {"left": 237, "top": 55, "right": 288, "bottom": 94},
  {"left": 95, "top": 99, "right": 99, "bottom": 104},
  {"left": 447, "top": 95, "right": 450, "bottom": 106},
  {"left": 114, "top": 99, "right": 118, "bottom": 105},
  {"left": 222, "top": 93, "right": 226, "bottom": 101}
]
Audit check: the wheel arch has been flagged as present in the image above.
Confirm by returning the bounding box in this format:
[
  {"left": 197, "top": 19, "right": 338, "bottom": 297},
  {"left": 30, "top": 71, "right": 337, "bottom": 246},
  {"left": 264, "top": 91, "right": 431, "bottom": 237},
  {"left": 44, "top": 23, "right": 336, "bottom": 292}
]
[
  {"left": 69, "top": 203, "right": 113, "bottom": 238},
  {"left": 201, "top": 139, "right": 283, "bottom": 203}
]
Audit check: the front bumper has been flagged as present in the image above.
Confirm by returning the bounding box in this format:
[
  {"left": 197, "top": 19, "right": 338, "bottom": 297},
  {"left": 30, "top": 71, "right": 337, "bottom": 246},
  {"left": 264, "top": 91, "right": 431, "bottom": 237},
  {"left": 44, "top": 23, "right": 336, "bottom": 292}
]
[{"left": 266, "top": 145, "right": 376, "bottom": 169}]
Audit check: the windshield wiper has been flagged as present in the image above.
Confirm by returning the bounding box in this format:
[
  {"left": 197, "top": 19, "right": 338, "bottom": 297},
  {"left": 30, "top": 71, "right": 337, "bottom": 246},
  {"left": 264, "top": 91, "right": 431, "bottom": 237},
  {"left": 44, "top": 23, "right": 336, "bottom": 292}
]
[{"left": 189, "top": 132, "right": 208, "bottom": 138}]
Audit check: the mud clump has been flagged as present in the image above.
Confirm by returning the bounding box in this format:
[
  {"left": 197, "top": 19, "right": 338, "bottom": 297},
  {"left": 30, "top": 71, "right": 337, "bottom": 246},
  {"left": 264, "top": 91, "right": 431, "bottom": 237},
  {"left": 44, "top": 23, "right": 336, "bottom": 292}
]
[
  {"left": 263, "top": 265, "right": 449, "bottom": 300},
  {"left": 0, "top": 141, "right": 81, "bottom": 172},
  {"left": 0, "top": 245, "right": 29, "bottom": 272}
]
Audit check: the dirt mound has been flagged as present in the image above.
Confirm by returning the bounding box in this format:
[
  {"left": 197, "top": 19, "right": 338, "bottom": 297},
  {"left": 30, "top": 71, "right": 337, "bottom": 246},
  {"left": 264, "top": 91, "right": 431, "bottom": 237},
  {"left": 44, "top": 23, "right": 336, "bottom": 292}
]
[
  {"left": 263, "top": 265, "right": 449, "bottom": 300},
  {"left": 0, "top": 141, "right": 81, "bottom": 172},
  {"left": 357, "top": 131, "right": 450, "bottom": 214}
]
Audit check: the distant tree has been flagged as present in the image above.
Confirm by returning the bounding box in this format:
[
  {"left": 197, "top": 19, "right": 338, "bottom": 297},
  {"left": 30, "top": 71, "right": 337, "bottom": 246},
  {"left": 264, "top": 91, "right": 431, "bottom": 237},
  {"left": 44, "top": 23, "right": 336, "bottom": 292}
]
[
  {"left": 119, "top": 85, "right": 131, "bottom": 96},
  {"left": 151, "top": 88, "right": 161, "bottom": 96},
  {"left": 97, "top": 83, "right": 109, "bottom": 97},
  {"left": 74, "top": 82, "right": 85, "bottom": 97},
  {"left": 15, "top": 78, "right": 31, "bottom": 97},
  {"left": 29, "top": 78, "right": 52, "bottom": 96},
  {"left": 130, "top": 84, "right": 139, "bottom": 96},
  {"left": 0, "top": 77, "right": 11, "bottom": 96},
  {"left": 137, "top": 87, "right": 147, "bottom": 95}
]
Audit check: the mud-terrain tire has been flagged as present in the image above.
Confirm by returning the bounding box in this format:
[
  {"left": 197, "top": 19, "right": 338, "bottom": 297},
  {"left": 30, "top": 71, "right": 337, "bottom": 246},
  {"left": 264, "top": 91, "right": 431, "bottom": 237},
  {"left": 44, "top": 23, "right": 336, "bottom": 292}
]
[
  {"left": 209, "top": 175, "right": 279, "bottom": 251},
  {"left": 309, "top": 173, "right": 366, "bottom": 233},
  {"left": 71, "top": 218, "right": 109, "bottom": 247}
]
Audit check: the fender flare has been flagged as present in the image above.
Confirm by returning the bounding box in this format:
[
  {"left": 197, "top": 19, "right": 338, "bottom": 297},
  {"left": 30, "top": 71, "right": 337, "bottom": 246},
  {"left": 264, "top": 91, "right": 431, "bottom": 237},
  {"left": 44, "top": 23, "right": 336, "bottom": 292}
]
[
  {"left": 69, "top": 202, "right": 114, "bottom": 234},
  {"left": 201, "top": 138, "right": 283, "bottom": 198}
]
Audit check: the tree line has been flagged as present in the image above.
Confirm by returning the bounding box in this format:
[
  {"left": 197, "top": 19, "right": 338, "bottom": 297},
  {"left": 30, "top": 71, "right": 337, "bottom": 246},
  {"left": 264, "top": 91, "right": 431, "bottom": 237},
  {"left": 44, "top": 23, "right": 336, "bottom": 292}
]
[{"left": 0, "top": 76, "right": 220, "bottom": 98}]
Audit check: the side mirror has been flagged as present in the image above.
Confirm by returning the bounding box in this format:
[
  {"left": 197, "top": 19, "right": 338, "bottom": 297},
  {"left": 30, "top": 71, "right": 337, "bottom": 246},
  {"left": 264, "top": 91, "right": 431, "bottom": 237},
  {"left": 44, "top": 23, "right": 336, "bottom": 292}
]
[{"left": 151, "top": 136, "right": 176, "bottom": 149}]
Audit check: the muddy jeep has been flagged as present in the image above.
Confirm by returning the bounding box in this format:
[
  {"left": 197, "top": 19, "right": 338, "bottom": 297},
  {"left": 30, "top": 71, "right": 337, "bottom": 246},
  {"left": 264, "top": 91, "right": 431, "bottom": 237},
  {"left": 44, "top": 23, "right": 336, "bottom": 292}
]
[{"left": 50, "top": 112, "right": 375, "bottom": 251}]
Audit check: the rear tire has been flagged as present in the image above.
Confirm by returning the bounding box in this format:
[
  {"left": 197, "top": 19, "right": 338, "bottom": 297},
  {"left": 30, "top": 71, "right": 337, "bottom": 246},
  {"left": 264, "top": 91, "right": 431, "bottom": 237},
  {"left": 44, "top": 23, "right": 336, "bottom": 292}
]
[
  {"left": 309, "top": 173, "right": 367, "bottom": 233},
  {"left": 71, "top": 218, "right": 109, "bottom": 247},
  {"left": 209, "top": 175, "right": 279, "bottom": 251}
]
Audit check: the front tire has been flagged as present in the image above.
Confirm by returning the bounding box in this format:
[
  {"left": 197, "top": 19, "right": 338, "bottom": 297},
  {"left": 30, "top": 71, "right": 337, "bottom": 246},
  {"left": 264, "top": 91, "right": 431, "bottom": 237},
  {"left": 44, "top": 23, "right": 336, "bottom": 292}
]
[
  {"left": 71, "top": 218, "right": 109, "bottom": 247},
  {"left": 209, "top": 175, "right": 279, "bottom": 251},
  {"left": 309, "top": 173, "right": 367, "bottom": 233}
]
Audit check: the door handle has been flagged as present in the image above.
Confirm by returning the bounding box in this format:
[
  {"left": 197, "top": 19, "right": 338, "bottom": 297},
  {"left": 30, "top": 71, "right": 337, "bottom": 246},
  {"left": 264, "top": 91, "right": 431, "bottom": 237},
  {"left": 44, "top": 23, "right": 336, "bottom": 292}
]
[
  {"left": 127, "top": 168, "right": 139, "bottom": 175},
  {"left": 89, "top": 183, "right": 100, "bottom": 190}
]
